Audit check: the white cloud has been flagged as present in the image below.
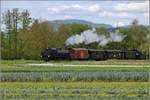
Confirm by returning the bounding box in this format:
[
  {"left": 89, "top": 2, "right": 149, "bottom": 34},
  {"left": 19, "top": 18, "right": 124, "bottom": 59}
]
[
  {"left": 71, "top": 4, "right": 101, "bottom": 13},
  {"left": 64, "top": 15, "right": 73, "bottom": 19},
  {"left": 48, "top": 5, "right": 70, "bottom": 14},
  {"left": 48, "top": 8, "right": 60, "bottom": 13},
  {"left": 48, "top": 4, "right": 101, "bottom": 14},
  {"left": 72, "top": 4, "right": 82, "bottom": 9},
  {"left": 112, "top": 21, "right": 125, "bottom": 27},
  {"left": 114, "top": 1, "right": 149, "bottom": 12},
  {"left": 99, "top": 11, "right": 135, "bottom": 19},
  {"left": 87, "top": 4, "right": 100, "bottom": 12}
]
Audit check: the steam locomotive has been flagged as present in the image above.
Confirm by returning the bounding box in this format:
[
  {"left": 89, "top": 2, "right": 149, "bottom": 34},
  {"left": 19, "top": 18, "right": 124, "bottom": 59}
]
[{"left": 41, "top": 48, "right": 149, "bottom": 61}]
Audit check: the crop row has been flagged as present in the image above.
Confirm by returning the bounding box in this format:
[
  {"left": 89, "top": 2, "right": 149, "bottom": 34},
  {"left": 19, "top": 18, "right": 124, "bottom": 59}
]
[
  {"left": 0, "top": 71, "right": 148, "bottom": 82},
  {"left": 0, "top": 82, "right": 148, "bottom": 100},
  {"left": 1, "top": 66, "right": 148, "bottom": 72}
]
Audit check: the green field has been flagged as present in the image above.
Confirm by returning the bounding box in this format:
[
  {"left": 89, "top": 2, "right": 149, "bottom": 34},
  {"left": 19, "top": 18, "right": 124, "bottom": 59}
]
[
  {"left": 0, "top": 60, "right": 149, "bottom": 100},
  {"left": 1, "top": 59, "right": 149, "bottom": 65},
  {"left": 0, "top": 82, "right": 149, "bottom": 100},
  {"left": 1, "top": 60, "right": 149, "bottom": 72}
]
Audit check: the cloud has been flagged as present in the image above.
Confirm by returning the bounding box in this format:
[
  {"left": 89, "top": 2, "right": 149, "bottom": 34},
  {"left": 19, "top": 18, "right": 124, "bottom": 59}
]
[
  {"left": 48, "top": 4, "right": 101, "bottom": 14},
  {"left": 48, "top": 8, "right": 60, "bottom": 13},
  {"left": 71, "top": 4, "right": 82, "bottom": 9},
  {"left": 99, "top": 11, "right": 135, "bottom": 19},
  {"left": 64, "top": 15, "right": 73, "bottom": 19},
  {"left": 114, "top": 1, "right": 149, "bottom": 12},
  {"left": 112, "top": 21, "right": 125, "bottom": 27},
  {"left": 48, "top": 5, "right": 69, "bottom": 14},
  {"left": 87, "top": 4, "right": 101, "bottom": 12}
]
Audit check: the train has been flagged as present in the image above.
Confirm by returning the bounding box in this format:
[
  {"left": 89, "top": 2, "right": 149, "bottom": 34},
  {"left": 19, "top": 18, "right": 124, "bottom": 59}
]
[{"left": 41, "top": 48, "right": 149, "bottom": 61}]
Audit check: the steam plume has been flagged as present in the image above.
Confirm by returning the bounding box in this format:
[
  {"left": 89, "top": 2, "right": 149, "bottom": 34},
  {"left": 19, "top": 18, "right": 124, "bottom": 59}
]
[{"left": 66, "top": 28, "right": 125, "bottom": 46}]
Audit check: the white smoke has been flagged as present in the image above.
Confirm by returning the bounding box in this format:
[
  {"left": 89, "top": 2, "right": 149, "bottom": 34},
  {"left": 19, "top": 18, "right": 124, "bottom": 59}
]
[{"left": 66, "top": 28, "right": 125, "bottom": 46}]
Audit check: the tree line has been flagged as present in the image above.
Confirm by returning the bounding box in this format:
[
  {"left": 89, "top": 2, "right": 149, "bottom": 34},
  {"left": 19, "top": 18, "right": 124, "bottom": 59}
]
[{"left": 1, "top": 9, "right": 149, "bottom": 60}]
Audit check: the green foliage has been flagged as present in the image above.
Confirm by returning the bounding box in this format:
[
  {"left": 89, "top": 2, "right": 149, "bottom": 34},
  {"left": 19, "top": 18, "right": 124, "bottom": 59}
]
[
  {"left": 96, "top": 27, "right": 110, "bottom": 36},
  {"left": 53, "top": 24, "right": 71, "bottom": 48},
  {"left": 21, "top": 9, "right": 32, "bottom": 29},
  {"left": 40, "top": 23, "right": 90, "bottom": 48},
  {"left": 20, "top": 20, "right": 54, "bottom": 59},
  {"left": 2, "top": 8, "right": 32, "bottom": 59},
  {"left": 104, "top": 42, "right": 124, "bottom": 50},
  {"left": 119, "top": 24, "right": 149, "bottom": 51},
  {"left": 84, "top": 42, "right": 101, "bottom": 49},
  {"left": 64, "top": 23, "right": 91, "bottom": 35}
]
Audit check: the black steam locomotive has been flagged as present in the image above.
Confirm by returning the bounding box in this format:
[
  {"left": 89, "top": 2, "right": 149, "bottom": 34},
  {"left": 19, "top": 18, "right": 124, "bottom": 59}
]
[{"left": 41, "top": 48, "right": 149, "bottom": 61}]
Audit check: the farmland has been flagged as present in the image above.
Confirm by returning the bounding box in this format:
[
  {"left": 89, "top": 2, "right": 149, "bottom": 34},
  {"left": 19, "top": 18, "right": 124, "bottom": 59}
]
[
  {"left": 0, "top": 82, "right": 149, "bottom": 100},
  {"left": 0, "top": 60, "right": 149, "bottom": 99}
]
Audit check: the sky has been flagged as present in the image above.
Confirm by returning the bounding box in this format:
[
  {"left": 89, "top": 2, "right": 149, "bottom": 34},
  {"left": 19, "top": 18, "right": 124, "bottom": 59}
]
[{"left": 1, "top": 0, "right": 149, "bottom": 27}]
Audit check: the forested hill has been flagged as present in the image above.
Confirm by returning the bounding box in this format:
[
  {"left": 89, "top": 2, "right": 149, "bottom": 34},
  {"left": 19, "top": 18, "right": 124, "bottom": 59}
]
[{"left": 49, "top": 19, "right": 113, "bottom": 29}]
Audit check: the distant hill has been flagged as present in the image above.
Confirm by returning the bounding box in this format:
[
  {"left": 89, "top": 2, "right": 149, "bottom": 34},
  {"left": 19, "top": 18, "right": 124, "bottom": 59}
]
[
  {"left": 48, "top": 19, "right": 150, "bottom": 33},
  {"left": 49, "top": 19, "right": 113, "bottom": 29}
]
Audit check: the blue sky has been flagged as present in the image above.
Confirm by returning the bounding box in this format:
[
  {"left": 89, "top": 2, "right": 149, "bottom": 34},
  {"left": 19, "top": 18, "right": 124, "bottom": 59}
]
[{"left": 1, "top": 0, "right": 149, "bottom": 27}]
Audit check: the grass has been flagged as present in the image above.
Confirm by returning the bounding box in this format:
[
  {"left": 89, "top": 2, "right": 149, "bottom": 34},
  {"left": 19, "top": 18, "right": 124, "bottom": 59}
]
[
  {"left": 1, "top": 59, "right": 149, "bottom": 65},
  {"left": 0, "top": 82, "right": 148, "bottom": 100},
  {"left": 0, "top": 60, "right": 149, "bottom": 72}
]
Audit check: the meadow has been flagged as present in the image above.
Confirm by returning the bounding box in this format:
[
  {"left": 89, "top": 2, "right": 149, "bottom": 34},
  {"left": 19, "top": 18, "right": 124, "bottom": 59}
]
[{"left": 0, "top": 60, "right": 149, "bottom": 100}]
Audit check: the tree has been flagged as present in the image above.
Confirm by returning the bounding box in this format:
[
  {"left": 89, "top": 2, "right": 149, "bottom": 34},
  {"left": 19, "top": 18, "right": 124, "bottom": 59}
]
[
  {"left": 11, "top": 8, "right": 20, "bottom": 59},
  {"left": 21, "top": 20, "right": 54, "bottom": 59},
  {"left": 64, "top": 23, "right": 91, "bottom": 35},
  {"left": 96, "top": 27, "right": 110, "bottom": 36},
  {"left": 132, "top": 19, "right": 139, "bottom": 26},
  {"left": 1, "top": 32, "right": 10, "bottom": 59},
  {"left": 2, "top": 9, "right": 13, "bottom": 59},
  {"left": 18, "top": 10, "right": 32, "bottom": 58},
  {"left": 105, "top": 42, "right": 123, "bottom": 50},
  {"left": 63, "top": 23, "right": 91, "bottom": 48},
  {"left": 119, "top": 19, "right": 149, "bottom": 51},
  {"left": 21, "top": 10, "right": 32, "bottom": 29},
  {"left": 54, "top": 24, "right": 71, "bottom": 47},
  {"left": 2, "top": 8, "right": 32, "bottom": 59}
]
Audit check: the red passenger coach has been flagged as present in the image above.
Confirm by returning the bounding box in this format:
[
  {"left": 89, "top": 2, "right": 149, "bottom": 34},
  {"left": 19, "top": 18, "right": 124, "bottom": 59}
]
[{"left": 69, "top": 48, "right": 89, "bottom": 60}]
